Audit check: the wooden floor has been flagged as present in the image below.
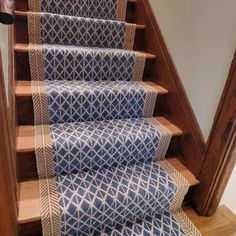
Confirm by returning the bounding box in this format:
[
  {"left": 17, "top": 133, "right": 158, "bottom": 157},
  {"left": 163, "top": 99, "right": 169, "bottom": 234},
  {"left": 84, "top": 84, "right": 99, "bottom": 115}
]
[{"left": 185, "top": 205, "right": 236, "bottom": 236}]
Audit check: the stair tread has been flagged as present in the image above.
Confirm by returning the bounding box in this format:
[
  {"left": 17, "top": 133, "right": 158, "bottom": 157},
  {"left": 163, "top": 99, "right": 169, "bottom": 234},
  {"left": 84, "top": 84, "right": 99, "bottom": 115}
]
[
  {"left": 18, "top": 158, "right": 199, "bottom": 224},
  {"left": 14, "top": 43, "right": 156, "bottom": 60},
  {"left": 16, "top": 117, "right": 182, "bottom": 153},
  {"left": 17, "top": 80, "right": 165, "bottom": 124},
  {"left": 15, "top": 11, "right": 144, "bottom": 31},
  {"left": 16, "top": 80, "right": 167, "bottom": 97}
]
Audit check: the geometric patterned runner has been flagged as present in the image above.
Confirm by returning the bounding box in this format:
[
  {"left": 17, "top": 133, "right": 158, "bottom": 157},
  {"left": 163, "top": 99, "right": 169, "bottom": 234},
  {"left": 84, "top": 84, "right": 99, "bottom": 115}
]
[
  {"left": 27, "top": 0, "right": 202, "bottom": 235},
  {"left": 28, "top": 12, "right": 136, "bottom": 50},
  {"left": 39, "top": 160, "right": 199, "bottom": 236},
  {"left": 91, "top": 209, "right": 201, "bottom": 236},
  {"left": 35, "top": 118, "right": 172, "bottom": 178},
  {"left": 29, "top": 0, "right": 128, "bottom": 21},
  {"left": 29, "top": 45, "right": 146, "bottom": 82},
  {"left": 32, "top": 80, "right": 158, "bottom": 125}
]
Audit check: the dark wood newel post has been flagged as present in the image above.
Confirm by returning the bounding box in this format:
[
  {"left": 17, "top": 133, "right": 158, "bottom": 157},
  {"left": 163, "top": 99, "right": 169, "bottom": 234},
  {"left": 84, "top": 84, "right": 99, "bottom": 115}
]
[
  {"left": 0, "top": 0, "right": 14, "bottom": 24},
  {"left": 192, "top": 50, "right": 236, "bottom": 216}
]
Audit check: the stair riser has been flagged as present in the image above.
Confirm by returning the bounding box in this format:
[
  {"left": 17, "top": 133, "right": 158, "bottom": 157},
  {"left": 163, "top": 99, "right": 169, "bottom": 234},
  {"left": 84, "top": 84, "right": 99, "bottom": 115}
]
[
  {"left": 14, "top": 15, "right": 144, "bottom": 50},
  {"left": 17, "top": 137, "right": 182, "bottom": 181},
  {"left": 16, "top": 93, "right": 166, "bottom": 125},
  {"left": 15, "top": 51, "right": 155, "bottom": 82},
  {"left": 15, "top": 0, "right": 136, "bottom": 23},
  {"left": 19, "top": 221, "right": 42, "bottom": 236}
]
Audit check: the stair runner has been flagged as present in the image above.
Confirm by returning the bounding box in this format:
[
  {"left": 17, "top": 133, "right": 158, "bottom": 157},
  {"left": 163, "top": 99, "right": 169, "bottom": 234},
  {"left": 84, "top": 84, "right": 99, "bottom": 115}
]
[{"left": 27, "top": 0, "right": 201, "bottom": 235}]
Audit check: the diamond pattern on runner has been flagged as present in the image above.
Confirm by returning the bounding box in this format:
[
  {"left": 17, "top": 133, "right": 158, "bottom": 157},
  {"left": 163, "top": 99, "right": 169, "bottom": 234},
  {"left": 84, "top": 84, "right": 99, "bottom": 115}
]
[
  {"left": 28, "top": 0, "right": 202, "bottom": 235},
  {"left": 56, "top": 161, "right": 178, "bottom": 235},
  {"left": 49, "top": 118, "right": 169, "bottom": 175},
  {"left": 91, "top": 212, "right": 186, "bottom": 236},
  {"left": 32, "top": 45, "right": 145, "bottom": 82},
  {"left": 36, "top": 0, "right": 124, "bottom": 20},
  {"left": 28, "top": 12, "right": 135, "bottom": 49},
  {"left": 44, "top": 80, "right": 156, "bottom": 124}
]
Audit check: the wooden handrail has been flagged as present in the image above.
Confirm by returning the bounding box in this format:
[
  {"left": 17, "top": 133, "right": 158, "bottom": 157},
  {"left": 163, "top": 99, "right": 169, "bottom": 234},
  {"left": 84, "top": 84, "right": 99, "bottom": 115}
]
[{"left": 0, "top": 0, "right": 14, "bottom": 24}]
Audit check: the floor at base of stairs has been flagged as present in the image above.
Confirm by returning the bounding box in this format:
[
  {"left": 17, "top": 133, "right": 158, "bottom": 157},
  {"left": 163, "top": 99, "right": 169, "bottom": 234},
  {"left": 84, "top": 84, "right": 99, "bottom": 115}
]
[{"left": 185, "top": 205, "right": 236, "bottom": 236}]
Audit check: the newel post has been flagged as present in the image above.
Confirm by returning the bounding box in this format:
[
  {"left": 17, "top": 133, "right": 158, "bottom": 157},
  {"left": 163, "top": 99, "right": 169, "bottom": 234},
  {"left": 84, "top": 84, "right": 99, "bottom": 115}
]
[{"left": 192, "top": 51, "right": 236, "bottom": 216}]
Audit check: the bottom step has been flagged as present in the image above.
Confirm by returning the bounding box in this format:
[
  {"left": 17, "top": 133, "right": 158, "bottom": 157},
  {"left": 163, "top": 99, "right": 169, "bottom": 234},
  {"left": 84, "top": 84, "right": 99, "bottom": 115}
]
[{"left": 18, "top": 158, "right": 199, "bottom": 235}]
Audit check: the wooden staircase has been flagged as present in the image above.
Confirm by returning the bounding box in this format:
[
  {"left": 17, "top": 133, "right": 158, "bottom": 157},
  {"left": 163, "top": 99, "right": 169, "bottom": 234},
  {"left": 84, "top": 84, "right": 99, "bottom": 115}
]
[{"left": 14, "top": 0, "right": 200, "bottom": 235}]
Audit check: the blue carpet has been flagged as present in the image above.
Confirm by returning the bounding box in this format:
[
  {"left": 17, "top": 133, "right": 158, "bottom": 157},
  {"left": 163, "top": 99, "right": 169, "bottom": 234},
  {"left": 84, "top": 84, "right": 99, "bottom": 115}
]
[{"left": 27, "top": 0, "right": 202, "bottom": 235}]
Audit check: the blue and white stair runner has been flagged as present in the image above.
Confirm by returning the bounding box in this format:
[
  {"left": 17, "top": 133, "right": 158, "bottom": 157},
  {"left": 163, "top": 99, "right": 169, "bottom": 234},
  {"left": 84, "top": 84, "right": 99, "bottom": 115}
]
[
  {"left": 28, "top": 12, "right": 136, "bottom": 49},
  {"left": 35, "top": 118, "right": 172, "bottom": 178},
  {"left": 29, "top": 0, "right": 128, "bottom": 21},
  {"left": 27, "top": 0, "right": 202, "bottom": 235}
]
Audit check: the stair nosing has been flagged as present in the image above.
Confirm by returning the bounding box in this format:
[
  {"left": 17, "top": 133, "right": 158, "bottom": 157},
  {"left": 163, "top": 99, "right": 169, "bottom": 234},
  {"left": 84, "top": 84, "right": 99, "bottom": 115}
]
[
  {"left": 14, "top": 43, "right": 156, "bottom": 60},
  {"left": 15, "top": 80, "right": 168, "bottom": 97}
]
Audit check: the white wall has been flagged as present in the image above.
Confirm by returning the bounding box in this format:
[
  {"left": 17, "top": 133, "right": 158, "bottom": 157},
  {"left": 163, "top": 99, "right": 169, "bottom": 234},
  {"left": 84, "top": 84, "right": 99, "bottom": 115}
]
[
  {"left": 0, "top": 24, "right": 9, "bottom": 96},
  {"left": 150, "top": 0, "right": 236, "bottom": 140},
  {"left": 149, "top": 0, "right": 236, "bottom": 212},
  {"left": 221, "top": 166, "right": 236, "bottom": 214}
]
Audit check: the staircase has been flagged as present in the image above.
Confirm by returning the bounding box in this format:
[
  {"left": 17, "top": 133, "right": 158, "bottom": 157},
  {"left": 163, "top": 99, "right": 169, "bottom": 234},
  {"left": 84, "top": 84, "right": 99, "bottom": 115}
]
[{"left": 14, "top": 0, "right": 201, "bottom": 235}]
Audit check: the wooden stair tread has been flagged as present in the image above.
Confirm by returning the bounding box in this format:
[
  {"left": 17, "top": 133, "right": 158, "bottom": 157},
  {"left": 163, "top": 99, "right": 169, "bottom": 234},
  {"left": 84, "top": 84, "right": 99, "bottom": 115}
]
[
  {"left": 18, "top": 180, "right": 41, "bottom": 224},
  {"left": 144, "top": 81, "right": 168, "bottom": 93},
  {"left": 15, "top": 80, "right": 167, "bottom": 97},
  {"left": 16, "top": 117, "right": 182, "bottom": 153},
  {"left": 16, "top": 81, "right": 31, "bottom": 97},
  {"left": 14, "top": 11, "right": 145, "bottom": 30},
  {"left": 18, "top": 158, "right": 199, "bottom": 224},
  {"left": 168, "top": 159, "right": 200, "bottom": 187},
  {"left": 14, "top": 44, "right": 156, "bottom": 60}
]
